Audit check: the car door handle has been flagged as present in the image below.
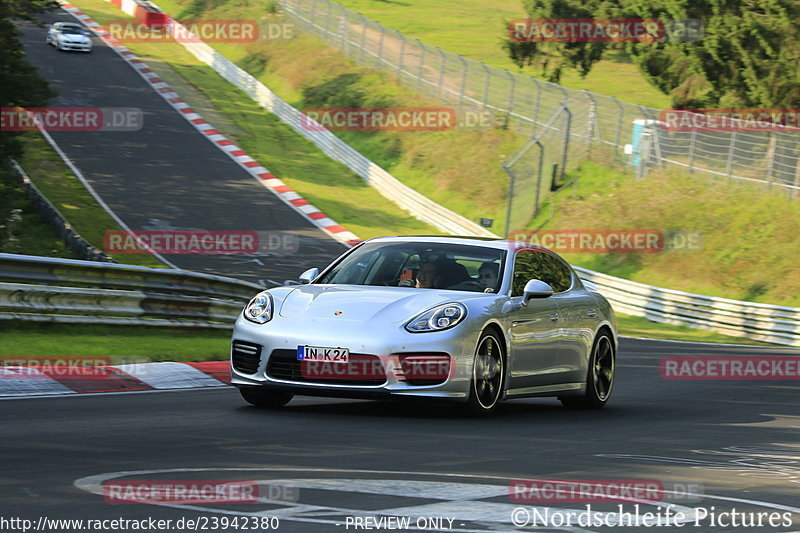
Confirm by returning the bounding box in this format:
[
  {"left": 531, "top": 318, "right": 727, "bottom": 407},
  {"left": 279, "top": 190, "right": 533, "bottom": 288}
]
[
  {"left": 586, "top": 308, "right": 597, "bottom": 317},
  {"left": 550, "top": 312, "right": 559, "bottom": 323}
]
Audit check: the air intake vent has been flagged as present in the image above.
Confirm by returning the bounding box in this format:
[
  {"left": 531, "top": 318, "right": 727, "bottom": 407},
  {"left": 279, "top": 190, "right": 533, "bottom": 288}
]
[{"left": 231, "top": 340, "right": 262, "bottom": 374}]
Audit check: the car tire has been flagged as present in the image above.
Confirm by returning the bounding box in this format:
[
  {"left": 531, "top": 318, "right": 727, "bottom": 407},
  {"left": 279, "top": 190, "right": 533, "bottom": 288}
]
[
  {"left": 465, "top": 329, "right": 505, "bottom": 417},
  {"left": 560, "top": 331, "right": 615, "bottom": 409},
  {"left": 239, "top": 387, "right": 293, "bottom": 409}
]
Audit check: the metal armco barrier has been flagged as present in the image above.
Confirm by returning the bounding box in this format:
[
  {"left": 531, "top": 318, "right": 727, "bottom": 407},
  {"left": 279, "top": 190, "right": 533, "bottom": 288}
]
[
  {"left": 10, "top": 161, "right": 113, "bottom": 263},
  {"left": 0, "top": 254, "right": 261, "bottom": 327},
  {"left": 575, "top": 267, "right": 800, "bottom": 347}
]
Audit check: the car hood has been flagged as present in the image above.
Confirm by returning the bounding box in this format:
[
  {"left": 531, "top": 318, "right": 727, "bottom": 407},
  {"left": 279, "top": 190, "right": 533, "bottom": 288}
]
[
  {"left": 60, "top": 34, "right": 90, "bottom": 42},
  {"left": 278, "top": 284, "right": 488, "bottom": 323}
]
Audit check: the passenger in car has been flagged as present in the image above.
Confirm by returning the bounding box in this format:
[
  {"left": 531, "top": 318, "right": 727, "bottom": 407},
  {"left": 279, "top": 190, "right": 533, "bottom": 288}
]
[
  {"left": 398, "top": 261, "right": 438, "bottom": 288},
  {"left": 478, "top": 262, "right": 500, "bottom": 292}
]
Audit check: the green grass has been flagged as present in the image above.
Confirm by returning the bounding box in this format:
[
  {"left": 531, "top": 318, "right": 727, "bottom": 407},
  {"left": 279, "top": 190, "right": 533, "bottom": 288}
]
[
  {"left": 528, "top": 161, "right": 800, "bottom": 307},
  {"left": 14, "top": 134, "right": 165, "bottom": 267},
  {"left": 0, "top": 321, "right": 231, "bottom": 361},
  {"left": 333, "top": 0, "right": 671, "bottom": 108},
  {"left": 0, "top": 162, "right": 77, "bottom": 258},
  {"left": 616, "top": 314, "right": 774, "bottom": 346},
  {"left": 68, "top": 0, "right": 440, "bottom": 240}
]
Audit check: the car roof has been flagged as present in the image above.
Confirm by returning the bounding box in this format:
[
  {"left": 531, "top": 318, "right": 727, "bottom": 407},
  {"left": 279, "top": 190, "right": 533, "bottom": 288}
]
[
  {"left": 55, "top": 23, "right": 83, "bottom": 29},
  {"left": 364, "top": 235, "right": 552, "bottom": 253}
]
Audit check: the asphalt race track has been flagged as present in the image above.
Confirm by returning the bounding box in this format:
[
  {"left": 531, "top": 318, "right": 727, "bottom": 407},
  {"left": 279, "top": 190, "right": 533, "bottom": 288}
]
[
  {"left": 17, "top": 10, "right": 347, "bottom": 286},
  {"left": 2, "top": 338, "right": 799, "bottom": 533}
]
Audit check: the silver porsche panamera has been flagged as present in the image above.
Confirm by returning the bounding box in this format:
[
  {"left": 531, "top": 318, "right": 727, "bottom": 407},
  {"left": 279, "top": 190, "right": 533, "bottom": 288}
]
[{"left": 231, "top": 236, "right": 617, "bottom": 415}]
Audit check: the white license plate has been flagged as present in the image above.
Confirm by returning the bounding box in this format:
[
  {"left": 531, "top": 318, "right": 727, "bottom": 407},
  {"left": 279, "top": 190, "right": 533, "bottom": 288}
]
[{"left": 297, "top": 345, "right": 349, "bottom": 364}]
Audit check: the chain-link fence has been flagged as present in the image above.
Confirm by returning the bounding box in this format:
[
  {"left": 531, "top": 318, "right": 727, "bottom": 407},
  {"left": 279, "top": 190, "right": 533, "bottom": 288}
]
[
  {"left": 280, "top": 0, "right": 800, "bottom": 206},
  {"left": 502, "top": 105, "right": 573, "bottom": 235}
]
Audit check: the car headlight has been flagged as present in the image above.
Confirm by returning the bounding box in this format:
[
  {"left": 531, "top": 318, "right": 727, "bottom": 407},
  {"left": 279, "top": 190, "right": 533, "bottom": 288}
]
[
  {"left": 405, "top": 303, "right": 467, "bottom": 333},
  {"left": 243, "top": 292, "right": 273, "bottom": 324}
]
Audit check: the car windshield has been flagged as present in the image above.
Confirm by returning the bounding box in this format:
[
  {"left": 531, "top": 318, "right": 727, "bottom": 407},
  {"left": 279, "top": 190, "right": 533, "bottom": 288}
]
[
  {"left": 61, "top": 27, "right": 84, "bottom": 35},
  {"left": 316, "top": 241, "right": 505, "bottom": 293}
]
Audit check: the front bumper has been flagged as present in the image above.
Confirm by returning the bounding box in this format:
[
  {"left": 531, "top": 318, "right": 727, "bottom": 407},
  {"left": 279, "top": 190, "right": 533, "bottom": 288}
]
[
  {"left": 230, "top": 314, "right": 482, "bottom": 401},
  {"left": 60, "top": 41, "right": 92, "bottom": 51}
]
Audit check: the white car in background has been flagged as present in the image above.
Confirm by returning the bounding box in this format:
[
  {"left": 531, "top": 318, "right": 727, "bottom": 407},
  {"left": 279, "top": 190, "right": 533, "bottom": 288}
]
[{"left": 46, "top": 23, "right": 93, "bottom": 52}]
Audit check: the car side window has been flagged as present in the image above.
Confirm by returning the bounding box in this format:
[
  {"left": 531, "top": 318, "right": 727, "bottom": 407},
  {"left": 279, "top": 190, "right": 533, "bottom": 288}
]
[
  {"left": 538, "top": 253, "right": 573, "bottom": 293},
  {"left": 511, "top": 251, "right": 539, "bottom": 296},
  {"left": 511, "top": 250, "right": 573, "bottom": 296}
]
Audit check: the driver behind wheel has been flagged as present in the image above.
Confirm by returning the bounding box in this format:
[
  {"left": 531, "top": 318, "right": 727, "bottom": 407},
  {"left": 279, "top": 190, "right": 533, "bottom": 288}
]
[
  {"left": 398, "top": 261, "right": 439, "bottom": 288},
  {"left": 478, "top": 261, "right": 499, "bottom": 292}
]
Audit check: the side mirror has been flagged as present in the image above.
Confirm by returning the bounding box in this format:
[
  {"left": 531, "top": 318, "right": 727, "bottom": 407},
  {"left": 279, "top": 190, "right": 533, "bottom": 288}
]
[
  {"left": 298, "top": 267, "right": 319, "bottom": 284},
  {"left": 522, "top": 279, "right": 553, "bottom": 305}
]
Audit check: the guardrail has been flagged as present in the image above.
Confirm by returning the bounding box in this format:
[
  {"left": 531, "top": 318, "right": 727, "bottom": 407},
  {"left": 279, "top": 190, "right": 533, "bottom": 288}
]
[
  {"left": 9, "top": 161, "right": 113, "bottom": 262},
  {"left": 0, "top": 254, "right": 260, "bottom": 327},
  {"left": 575, "top": 267, "right": 800, "bottom": 347}
]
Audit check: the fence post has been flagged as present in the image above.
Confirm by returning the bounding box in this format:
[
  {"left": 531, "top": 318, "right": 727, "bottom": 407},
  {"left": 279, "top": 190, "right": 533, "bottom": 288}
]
[
  {"left": 457, "top": 56, "right": 468, "bottom": 109},
  {"left": 582, "top": 89, "right": 596, "bottom": 158},
  {"left": 534, "top": 141, "right": 545, "bottom": 218},
  {"left": 358, "top": 14, "right": 368, "bottom": 62},
  {"left": 531, "top": 77, "right": 541, "bottom": 135},
  {"left": 397, "top": 34, "right": 406, "bottom": 78},
  {"left": 322, "top": 0, "right": 334, "bottom": 39},
  {"left": 505, "top": 70, "right": 516, "bottom": 122},
  {"left": 765, "top": 131, "right": 777, "bottom": 189},
  {"left": 560, "top": 103, "right": 571, "bottom": 181},
  {"left": 480, "top": 62, "right": 491, "bottom": 111},
  {"left": 688, "top": 128, "right": 697, "bottom": 173},
  {"left": 726, "top": 131, "right": 737, "bottom": 182},
  {"left": 502, "top": 165, "right": 515, "bottom": 238},
  {"left": 558, "top": 85, "right": 569, "bottom": 103},
  {"left": 339, "top": 6, "right": 348, "bottom": 55},
  {"left": 375, "top": 25, "right": 386, "bottom": 68},
  {"left": 794, "top": 155, "right": 800, "bottom": 199},
  {"left": 417, "top": 39, "right": 427, "bottom": 92},
  {"left": 612, "top": 97, "right": 624, "bottom": 159},
  {"left": 436, "top": 48, "right": 447, "bottom": 99}
]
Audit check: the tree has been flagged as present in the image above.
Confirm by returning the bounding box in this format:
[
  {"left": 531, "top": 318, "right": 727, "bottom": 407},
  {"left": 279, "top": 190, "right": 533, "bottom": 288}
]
[
  {"left": 503, "top": 0, "right": 610, "bottom": 84},
  {"left": 0, "top": 0, "right": 58, "bottom": 162},
  {"left": 503, "top": 0, "right": 800, "bottom": 108}
]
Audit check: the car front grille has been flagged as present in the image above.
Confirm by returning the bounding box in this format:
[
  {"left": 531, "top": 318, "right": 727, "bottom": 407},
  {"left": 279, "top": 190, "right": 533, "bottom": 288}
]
[
  {"left": 266, "top": 349, "right": 386, "bottom": 386},
  {"left": 231, "top": 340, "right": 262, "bottom": 374},
  {"left": 396, "top": 353, "right": 451, "bottom": 386}
]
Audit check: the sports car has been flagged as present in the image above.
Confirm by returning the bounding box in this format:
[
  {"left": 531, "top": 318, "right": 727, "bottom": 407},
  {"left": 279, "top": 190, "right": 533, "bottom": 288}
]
[
  {"left": 46, "top": 22, "right": 93, "bottom": 52},
  {"left": 231, "top": 236, "right": 617, "bottom": 415}
]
